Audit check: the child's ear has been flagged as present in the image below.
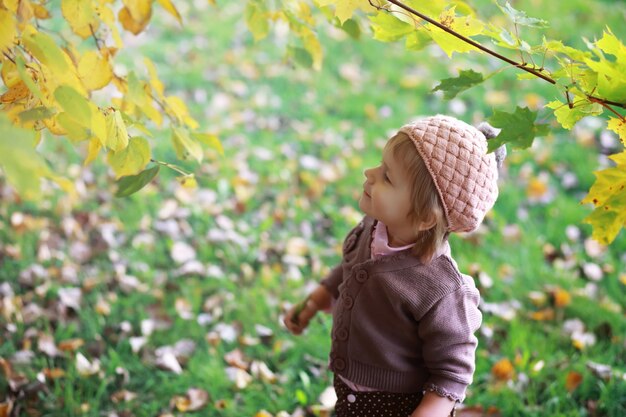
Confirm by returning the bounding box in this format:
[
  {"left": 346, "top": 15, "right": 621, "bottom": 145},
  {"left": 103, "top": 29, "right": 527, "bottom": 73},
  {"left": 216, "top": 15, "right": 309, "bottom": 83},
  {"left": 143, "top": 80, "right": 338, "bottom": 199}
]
[{"left": 416, "top": 214, "right": 437, "bottom": 231}]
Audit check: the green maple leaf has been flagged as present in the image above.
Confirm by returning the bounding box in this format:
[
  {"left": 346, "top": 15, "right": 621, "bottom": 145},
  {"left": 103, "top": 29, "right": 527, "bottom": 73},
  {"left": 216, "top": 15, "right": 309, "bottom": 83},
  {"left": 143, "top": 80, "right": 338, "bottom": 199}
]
[
  {"left": 432, "top": 69, "right": 484, "bottom": 99},
  {"left": 497, "top": 1, "right": 548, "bottom": 27},
  {"left": 369, "top": 12, "right": 414, "bottom": 42},
  {"left": 486, "top": 107, "right": 550, "bottom": 151},
  {"left": 546, "top": 99, "right": 603, "bottom": 130}
]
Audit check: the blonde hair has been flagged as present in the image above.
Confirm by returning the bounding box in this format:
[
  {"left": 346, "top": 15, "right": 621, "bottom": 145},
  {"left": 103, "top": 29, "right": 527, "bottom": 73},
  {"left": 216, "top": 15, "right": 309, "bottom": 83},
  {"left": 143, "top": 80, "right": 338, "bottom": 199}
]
[{"left": 384, "top": 132, "right": 448, "bottom": 263}]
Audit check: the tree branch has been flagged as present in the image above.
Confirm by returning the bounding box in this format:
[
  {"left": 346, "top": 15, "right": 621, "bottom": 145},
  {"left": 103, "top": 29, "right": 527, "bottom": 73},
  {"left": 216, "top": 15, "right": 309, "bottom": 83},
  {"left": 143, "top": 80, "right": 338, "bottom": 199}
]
[{"left": 382, "top": 0, "right": 626, "bottom": 110}]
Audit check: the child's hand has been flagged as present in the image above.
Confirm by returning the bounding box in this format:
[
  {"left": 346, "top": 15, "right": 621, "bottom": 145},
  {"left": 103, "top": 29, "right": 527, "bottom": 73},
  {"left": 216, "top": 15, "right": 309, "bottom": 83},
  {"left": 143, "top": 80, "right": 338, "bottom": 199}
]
[{"left": 283, "top": 297, "right": 319, "bottom": 335}]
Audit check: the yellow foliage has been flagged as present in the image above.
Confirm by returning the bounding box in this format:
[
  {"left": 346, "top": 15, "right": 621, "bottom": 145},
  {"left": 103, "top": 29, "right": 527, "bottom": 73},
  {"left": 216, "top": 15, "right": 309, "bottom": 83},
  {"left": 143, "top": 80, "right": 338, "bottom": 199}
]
[
  {"left": 78, "top": 51, "right": 113, "bottom": 91},
  {"left": 0, "top": 9, "right": 17, "bottom": 52},
  {"left": 61, "top": 0, "right": 100, "bottom": 39},
  {"left": 155, "top": 0, "right": 182, "bottom": 23},
  {"left": 118, "top": 0, "right": 152, "bottom": 35},
  {"left": 107, "top": 136, "right": 151, "bottom": 178}
]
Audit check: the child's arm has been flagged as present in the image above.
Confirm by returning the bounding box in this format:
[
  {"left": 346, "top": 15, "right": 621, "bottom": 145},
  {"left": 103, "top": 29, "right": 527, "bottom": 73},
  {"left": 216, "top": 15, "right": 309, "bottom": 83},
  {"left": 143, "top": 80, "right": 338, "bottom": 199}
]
[
  {"left": 283, "top": 285, "right": 332, "bottom": 335},
  {"left": 410, "top": 392, "right": 456, "bottom": 417}
]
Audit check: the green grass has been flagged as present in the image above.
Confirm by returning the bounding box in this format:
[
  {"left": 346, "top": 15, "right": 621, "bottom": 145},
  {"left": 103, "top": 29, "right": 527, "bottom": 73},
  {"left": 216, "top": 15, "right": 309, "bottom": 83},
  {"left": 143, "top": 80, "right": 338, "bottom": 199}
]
[{"left": 2, "top": 1, "right": 626, "bottom": 416}]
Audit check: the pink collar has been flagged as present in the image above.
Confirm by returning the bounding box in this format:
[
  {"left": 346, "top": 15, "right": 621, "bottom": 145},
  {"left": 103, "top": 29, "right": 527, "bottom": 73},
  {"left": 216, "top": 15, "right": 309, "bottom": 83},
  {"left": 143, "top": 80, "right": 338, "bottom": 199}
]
[{"left": 371, "top": 221, "right": 415, "bottom": 259}]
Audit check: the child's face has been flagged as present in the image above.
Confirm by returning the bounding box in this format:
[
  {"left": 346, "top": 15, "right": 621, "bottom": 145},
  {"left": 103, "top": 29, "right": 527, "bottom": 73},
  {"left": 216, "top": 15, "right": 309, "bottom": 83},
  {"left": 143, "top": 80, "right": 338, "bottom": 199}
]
[{"left": 359, "top": 148, "right": 414, "bottom": 239}]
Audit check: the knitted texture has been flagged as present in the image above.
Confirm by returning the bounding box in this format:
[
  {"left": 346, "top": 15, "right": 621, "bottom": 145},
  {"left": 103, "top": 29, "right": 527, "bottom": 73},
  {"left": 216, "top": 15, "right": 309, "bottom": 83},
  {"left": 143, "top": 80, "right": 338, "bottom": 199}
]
[
  {"left": 321, "top": 217, "right": 481, "bottom": 401},
  {"left": 399, "top": 115, "right": 500, "bottom": 233}
]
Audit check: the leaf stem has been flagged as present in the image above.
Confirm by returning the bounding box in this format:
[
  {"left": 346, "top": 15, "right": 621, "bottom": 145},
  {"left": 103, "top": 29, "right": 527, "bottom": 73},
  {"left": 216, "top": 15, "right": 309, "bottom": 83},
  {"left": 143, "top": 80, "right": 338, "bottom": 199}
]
[{"left": 150, "top": 159, "right": 190, "bottom": 176}]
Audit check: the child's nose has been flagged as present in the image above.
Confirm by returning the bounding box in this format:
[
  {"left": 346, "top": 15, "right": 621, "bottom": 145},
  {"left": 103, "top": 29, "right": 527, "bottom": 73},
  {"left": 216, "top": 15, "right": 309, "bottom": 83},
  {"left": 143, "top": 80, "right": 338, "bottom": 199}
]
[{"left": 364, "top": 167, "right": 374, "bottom": 181}]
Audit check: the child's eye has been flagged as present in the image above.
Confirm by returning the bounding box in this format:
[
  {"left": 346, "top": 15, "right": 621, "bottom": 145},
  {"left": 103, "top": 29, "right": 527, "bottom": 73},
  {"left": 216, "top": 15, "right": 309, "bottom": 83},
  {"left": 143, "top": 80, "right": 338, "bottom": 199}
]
[{"left": 383, "top": 172, "right": 391, "bottom": 183}]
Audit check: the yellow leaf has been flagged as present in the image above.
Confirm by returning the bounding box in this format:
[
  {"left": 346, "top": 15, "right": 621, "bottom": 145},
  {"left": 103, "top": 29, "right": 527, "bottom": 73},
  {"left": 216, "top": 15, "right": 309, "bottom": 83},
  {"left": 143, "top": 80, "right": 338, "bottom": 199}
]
[
  {"left": 192, "top": 133, "right": 223, "bottom": 156},
  {"left": 57, "top": 112, "right": 90, "bottom": 142},
  {"left": 428, "top": 7, "right": 484, "bottom": 57},
  {"left": 317, "top": 0, "right": 370, "bottom": 25},
  {"left": 607, "top": 117, "right": 626, "bottom": 145},
  {"left": 0, "top": 81, "right": 30, "bottom": 103},
  {"left": 3, "top": 0, "right": 19, "bottom": 13},
  {"left": 165, "top": 96, "right": 198, "bottom": 129},
  {"left": 123, "top": 0, "right": 152, "bottom": 22},
  {"left": 90, "top": 103, "right": 107, "bottom": 143},
  {"left": 300, "top": 27, "right": 323, "bottom": 71},
  {"left": 97, "top": 4, "right": 123, "bottom": 48},
  {"left": 21, "top": 25, "right": 85, "bottom": 95},
  {"left": 61, "top": 0, "right": 100, "bottom": 39},
  {"left": 1, "top": 58, "right": 20, "bottom": 88},
  {"left": 118, "top": 0, "right": 152, "bottom": 35},
  {"left": 17, "top": 0, "right": 34, "bottom": 22},
  {"left": 78, "top": 51, "right": 113, "bottom": 91},
  {"left": 177, "top": 174, "right": 197, "bottom": 188},
  {"left": 172, "top": 127, "right": 203, "bottom": 162},
  {"left": 44, "top": 114, "right": 68, "bottom": 136},
  {"left": 0, "top": 9, "right": 17, "bottom": 53},
  {"left": 33, "top": 4, "right": 51, "bottom": 19},
  {"left": 107, "top": 136, "right": 151, "bottom": 178},
  {"left": 126, "top": 72, "right": 162, "bottom": 126},
  {"left": 105, "top": 109, "right": 129, "bottom": 152},
  {"left": 156, "top": 0, "right": 181, "bottom": 24},
  {"left": 85, "top": 137, "right": 102, "bottom": 165},
  {"left": 144, "top": 57, "right": 164, "bottom": 98},
  {"left": 54, "top": 85, "right": 91, "bottom": 128}
]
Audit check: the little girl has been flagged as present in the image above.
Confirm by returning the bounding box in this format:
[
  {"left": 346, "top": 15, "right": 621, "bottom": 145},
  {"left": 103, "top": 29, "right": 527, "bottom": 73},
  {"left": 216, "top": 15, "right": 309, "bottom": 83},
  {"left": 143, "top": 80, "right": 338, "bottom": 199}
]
[{"left": 284, "top": 115, "right": 505, "bottom": 417}]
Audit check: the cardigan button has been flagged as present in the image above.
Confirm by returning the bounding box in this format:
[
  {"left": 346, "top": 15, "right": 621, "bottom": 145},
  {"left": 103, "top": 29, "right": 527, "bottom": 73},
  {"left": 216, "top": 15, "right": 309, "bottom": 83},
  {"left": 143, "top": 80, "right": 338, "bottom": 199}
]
[
  {"left": 355, "top": 270, "right": 368, "bottom": 283},
  {"left": 342, "top": 295, "right": 354, "bottom": 309},
  {"left": 336, "top": 328, "right": 349, "bottom": 340},
  {"left": 334, "top": 358, "right": 346, "bottom": 371}
]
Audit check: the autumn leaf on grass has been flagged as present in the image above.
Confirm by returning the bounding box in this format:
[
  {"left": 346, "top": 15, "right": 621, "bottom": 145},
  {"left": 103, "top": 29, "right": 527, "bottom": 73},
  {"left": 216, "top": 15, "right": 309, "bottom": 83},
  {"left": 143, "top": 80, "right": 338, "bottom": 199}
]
[
  {"left": 565, "top": 371, "right": 583, "bottom": 392},
  {"left": 487, "top": 106, "right": 550, "bottom": 151},
  {"left": 581, "top": 150, "right": 626, "bottom": 244},
  {"left": 433, "top": 69, "right": 484, "bottom": 99},
  {"left": 172, "top": 388, "right": 210, "bottom": 412},
  {"left": 492, "top": 358, "right": 515, "bottom": 381}
]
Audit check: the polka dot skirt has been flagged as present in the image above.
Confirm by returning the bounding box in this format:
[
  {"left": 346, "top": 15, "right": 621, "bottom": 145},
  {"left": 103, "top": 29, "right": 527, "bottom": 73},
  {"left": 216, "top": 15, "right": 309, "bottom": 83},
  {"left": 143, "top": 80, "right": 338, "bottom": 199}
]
[{"left": 333, "top": 376, "right": 423, "bottom": 417}]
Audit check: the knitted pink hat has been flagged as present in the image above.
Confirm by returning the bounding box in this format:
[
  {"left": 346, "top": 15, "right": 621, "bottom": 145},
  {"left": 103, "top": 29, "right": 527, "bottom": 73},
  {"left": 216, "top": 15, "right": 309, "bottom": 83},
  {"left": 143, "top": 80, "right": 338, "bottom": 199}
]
[{"left": 399, "top": 115, "right": 503, "bottom": 233}]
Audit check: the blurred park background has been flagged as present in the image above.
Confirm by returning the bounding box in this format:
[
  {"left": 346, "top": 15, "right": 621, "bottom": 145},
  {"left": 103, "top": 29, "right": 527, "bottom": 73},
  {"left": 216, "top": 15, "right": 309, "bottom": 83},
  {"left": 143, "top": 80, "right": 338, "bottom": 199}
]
[{"left": 1, "top": 0, "right": 626, "bottom": 416}]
